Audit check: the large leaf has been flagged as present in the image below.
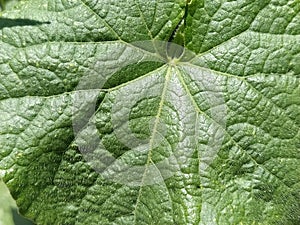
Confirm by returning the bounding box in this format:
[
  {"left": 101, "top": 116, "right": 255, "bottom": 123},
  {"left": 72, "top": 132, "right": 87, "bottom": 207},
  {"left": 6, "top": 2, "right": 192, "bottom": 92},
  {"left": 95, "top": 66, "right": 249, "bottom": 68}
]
[{"left": 0, "top": 0, "right": 299, "bottom": 224}]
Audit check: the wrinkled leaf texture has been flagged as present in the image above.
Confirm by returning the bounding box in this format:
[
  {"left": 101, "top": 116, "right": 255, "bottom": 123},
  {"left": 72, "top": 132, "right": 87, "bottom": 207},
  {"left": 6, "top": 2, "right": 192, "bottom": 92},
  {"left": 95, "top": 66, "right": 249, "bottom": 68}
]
[{"left": 0, "top": 0, "right": 299, "bottom": 225}]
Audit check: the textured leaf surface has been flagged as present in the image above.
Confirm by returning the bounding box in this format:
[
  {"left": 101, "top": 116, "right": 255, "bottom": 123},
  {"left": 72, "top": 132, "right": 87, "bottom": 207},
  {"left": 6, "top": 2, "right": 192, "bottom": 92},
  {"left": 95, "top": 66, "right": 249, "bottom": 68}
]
[{"left": 0, "top": 0, "right": 299, "bottom": 225}]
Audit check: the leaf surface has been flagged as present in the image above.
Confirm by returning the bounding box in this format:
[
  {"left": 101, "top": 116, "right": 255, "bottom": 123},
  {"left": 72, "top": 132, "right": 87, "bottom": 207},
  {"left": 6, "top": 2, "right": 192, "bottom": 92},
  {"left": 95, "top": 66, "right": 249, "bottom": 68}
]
[{"left": 0, "top": 0, "right": 299, "bottom": 225}]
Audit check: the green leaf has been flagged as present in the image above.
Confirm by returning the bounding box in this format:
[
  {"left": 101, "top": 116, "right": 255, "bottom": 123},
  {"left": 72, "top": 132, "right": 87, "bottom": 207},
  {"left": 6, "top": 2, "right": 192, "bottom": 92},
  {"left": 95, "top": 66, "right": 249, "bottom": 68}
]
[
  {"left": 0, "top": 0, "right": 299, "bottom": 225},
  {"left": 0, "top": 180, "right": 15, "bottom": 225}
]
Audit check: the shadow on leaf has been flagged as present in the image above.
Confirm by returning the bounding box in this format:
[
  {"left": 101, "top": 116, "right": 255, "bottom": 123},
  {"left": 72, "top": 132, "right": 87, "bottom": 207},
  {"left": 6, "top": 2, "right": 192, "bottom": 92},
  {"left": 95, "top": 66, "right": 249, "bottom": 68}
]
[{"left": 0, "top": 18, "right": 50, "bottom": 29}]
